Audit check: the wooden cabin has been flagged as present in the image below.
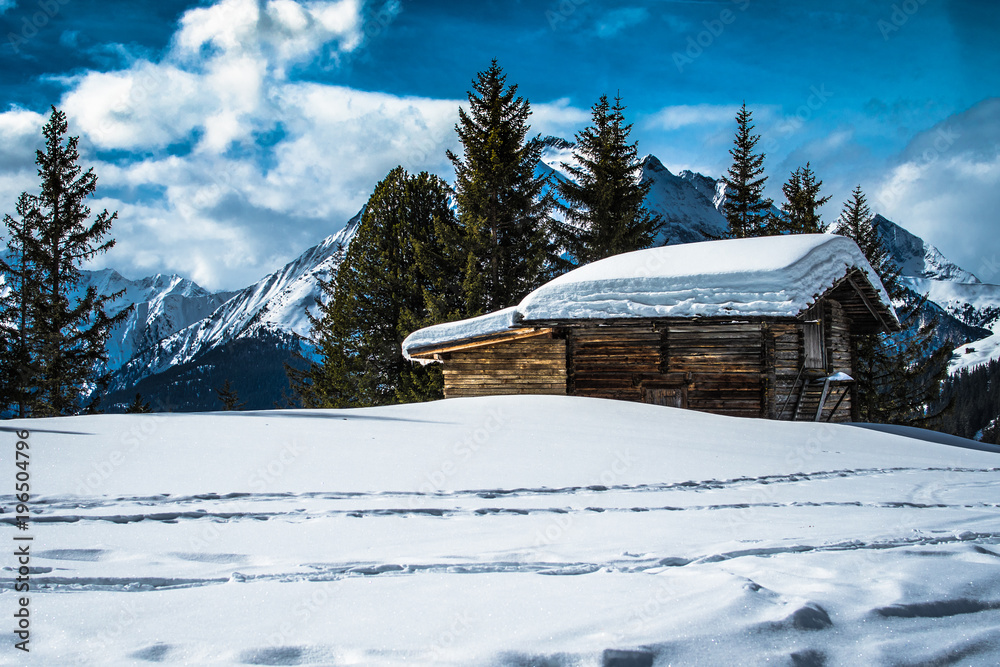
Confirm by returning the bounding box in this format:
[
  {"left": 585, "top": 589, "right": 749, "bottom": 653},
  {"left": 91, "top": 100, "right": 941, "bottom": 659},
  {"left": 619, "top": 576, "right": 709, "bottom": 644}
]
[{"left": 403, "top": 234, "right": 899, "bottom": 422}]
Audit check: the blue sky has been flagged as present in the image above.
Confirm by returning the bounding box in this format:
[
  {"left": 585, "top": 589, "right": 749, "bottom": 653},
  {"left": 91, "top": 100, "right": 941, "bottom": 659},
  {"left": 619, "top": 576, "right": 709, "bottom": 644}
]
[{"left": 1, "top": 0, "right": 998, "bottom": 289}]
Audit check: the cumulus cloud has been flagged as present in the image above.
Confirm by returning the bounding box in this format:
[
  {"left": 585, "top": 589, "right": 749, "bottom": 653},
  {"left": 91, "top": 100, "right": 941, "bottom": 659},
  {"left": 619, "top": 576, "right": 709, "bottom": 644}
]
[
  {"left": 647, "top": 103, "right": 741, "bottom": 131},
  {"left": 0, "top": 0, "right": 587, "bottom": 290},
  {"left": 528, "top": 97, "right": 590, "bottom": 138},
  {"left": 874, "top": 98, "right": 1000, "bottom": 282},
  {"left": 173, "top": 0, "right": 364, "bottom": 72}
]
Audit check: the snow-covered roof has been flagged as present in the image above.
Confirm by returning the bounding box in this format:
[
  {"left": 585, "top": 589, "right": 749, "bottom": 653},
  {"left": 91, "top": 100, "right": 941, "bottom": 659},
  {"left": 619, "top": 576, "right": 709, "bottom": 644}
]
[
  {"left": 404, "top": 234, "right": 897, "bottom": 359},
  {"left": 402, "top": 307, "right": 521, "bottom": 360}
]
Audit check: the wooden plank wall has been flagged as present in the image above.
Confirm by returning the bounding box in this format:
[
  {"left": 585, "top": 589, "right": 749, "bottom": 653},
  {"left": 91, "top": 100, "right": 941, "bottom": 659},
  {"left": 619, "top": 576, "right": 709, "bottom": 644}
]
[
  {"left": 770, "top": 323, "right": 802, "bottom": 420},
  {"left": 567, "top": 326, "right": 661, "bottom": 402},
  {"left": 770, "top": 300, "right": 855, "bottom": 422},
  {"left": 821, "top": 299, "right": 853, "bottom": 422},
  {"left": 442, "top": 334, "right": 567, "bottom": 398},
  {"left": 665, "top": 323, "right": 765, "bottom": 418},
  {"left": 439, "top": 309, "right": 854, "bottom": 419}
]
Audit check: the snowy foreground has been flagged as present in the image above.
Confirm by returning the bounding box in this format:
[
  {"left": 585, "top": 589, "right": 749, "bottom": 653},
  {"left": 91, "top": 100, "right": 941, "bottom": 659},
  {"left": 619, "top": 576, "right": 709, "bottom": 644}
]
[{"left": 3, "top": 396, "right": 1000, "bottom": 666}]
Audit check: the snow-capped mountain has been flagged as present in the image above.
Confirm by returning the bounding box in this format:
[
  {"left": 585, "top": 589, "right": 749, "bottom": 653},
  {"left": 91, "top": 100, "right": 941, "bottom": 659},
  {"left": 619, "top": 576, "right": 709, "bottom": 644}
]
[
  {"left": 538, "top": 138, "right": 728, "bottom": 245},
  {"left": 106, "top": 212, "right": 360, "bottom": 396},
  {"left": 1, "top": 261, "right": 235, "bottom": 373},
  {"left": 873, "top": 214, "right": 981, "bottom": 284},
  {"left": 70, "top": 270, "right": 238, "bottom": 372},
  {"left": 641, "top": 156, "right": 729, "bottom": 245},
  {"left": 863, "top": 215, "right": 1000, "bottom": 374}
]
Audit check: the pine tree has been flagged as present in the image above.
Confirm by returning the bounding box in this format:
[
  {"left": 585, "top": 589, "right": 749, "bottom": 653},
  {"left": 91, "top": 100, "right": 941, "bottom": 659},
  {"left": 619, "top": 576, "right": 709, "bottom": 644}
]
[
  {"left": 779, "top": 162, "right": 831, "bottom": 234},
  {"left": 721, "top": 103, "right": 775, "bottom": 238},
  {"left": 555, "top": 94, "right": 662, "bottom": 266},
  {"left": 126, "top": 393, "right": 152, "bottom": 413},
  {"left": 833, "top": 185, "right": 949, "bottom": 425},
  {"left": 216, "top": 379, "right": 246, "bottom": 411},
  {"left": 447, "top": 60, "right": 556, "bottom": 314},
  {"left": 834, "top": 186, "right": 899, "bottom": 294},
  {"left": 291, "top": 167, "right": 463, "bottom": 408},
  {"left": 0, "top": 107, "right": 127, "bottom": 417}
]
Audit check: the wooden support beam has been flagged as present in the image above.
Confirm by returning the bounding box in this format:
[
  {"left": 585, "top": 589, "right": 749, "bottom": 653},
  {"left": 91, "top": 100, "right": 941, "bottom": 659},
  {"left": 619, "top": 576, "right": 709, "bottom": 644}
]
[{"left": 846, "top": 274, "right": 894, "bottom": 333}]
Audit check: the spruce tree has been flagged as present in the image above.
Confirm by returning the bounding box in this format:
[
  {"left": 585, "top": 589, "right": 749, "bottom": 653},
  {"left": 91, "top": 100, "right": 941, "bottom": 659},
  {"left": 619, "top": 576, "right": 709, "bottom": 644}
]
[
  {"left": 834, "top": 185, "right": 949, "bottom": 425},
  {"left": 721, "top": 103, "right": 775, "bottom": 238},
  {"left": 835, "top": 186, "right": 899, "bottom": 296},
  {"left": 555, "top": 94, "right": 662, "bottom": 266},
  {"left": 447, "top": 60, "right": 556, "bottom": 314},
  {"left": 834, "top": 187, "right": 896, "bottom": 421},
  {"left": 292, "top": 167, "right": 463, "bottom": 408},
  {"left": 0, "top": 107, "right": 127, "bottom": 417},
  {"left": 779, "top": 162, "right": 831, "bottom": 234}
]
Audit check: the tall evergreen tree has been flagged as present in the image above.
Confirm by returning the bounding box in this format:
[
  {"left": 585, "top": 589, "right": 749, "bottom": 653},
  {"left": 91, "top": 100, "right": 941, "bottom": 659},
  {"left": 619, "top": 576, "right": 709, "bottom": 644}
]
[
  {"left": 834, "top": 185, "right": 949, "bottom": 425},
  {"left": 447, "top": 60, "right": 556, "bottom": 314},
  {"left": 779, "top": 162, "right": 831, "bottom": 234},
  {"left": 0, "top": 107, "right": 126, "bottom": 417},
  {"left": 835, "top": 186, "right": 899, "bottom": 295},
  {"left": 291, "top": 167, "right": 463, "bottom": 408},
  {"left": 721, "top": 103, "right": 775, "bottom": 238},
  {"left": 555, "top": 94, "right": 662, "bottom": 266}
]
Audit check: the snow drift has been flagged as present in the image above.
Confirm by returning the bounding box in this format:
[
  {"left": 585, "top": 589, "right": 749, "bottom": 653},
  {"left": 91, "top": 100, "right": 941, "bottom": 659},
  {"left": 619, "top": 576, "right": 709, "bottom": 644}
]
[{"left": 3, "top": 395, "right": 999, "bottom": 666}]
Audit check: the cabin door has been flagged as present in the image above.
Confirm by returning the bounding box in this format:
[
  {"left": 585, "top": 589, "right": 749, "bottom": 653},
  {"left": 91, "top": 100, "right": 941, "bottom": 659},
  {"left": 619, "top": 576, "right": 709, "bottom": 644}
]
[
  {"left": 644, "top": 386, "right": 686, "bottom": 408},
  {"left": 803, "top": 305, "right": 826, "bottom": 371}
]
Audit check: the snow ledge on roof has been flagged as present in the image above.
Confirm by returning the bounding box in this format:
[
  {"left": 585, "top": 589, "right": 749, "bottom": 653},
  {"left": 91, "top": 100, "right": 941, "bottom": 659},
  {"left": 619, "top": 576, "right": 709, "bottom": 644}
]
[
  {"left": 519, "top": 234, "right": 894, "bottom": 322},
  {"left": 403, "top": 306, "right": 521, "bottom": 361}
]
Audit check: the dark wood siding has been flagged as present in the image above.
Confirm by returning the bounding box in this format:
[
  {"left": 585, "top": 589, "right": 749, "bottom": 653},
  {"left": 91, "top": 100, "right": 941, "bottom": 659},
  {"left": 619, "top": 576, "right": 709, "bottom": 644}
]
[
  {"left": 770, "top": 299, "right": 854, "bottom": 422},
  {"left": 567, "top": 325, "right": 662, "bottom": 402},
  {"left": 821, "top": 299, "right": 853, "bottom": 423},
  {"left": 665, "top": 322, "right": 765, "bottom": 418},
  {"left": 442, "top": 334, "right": 566, "bottom": 398},
  {"left": 432, "top": 304, "right": 857, "bottom": 421},
  {"left": 771, "top": 323, "right": 802, "bottom": 420}
]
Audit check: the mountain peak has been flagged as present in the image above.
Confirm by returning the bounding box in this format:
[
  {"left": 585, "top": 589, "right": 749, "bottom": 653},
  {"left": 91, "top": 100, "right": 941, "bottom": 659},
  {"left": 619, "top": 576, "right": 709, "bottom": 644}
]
[
  {"left": 641, "top": 154, "right": 671, "bottom": 176},
  {"left": 873, "top": 214, "right": 981, "bottom": 284},
  {"left": 540, "top": 135, "right": 573, "bottom": 150}
]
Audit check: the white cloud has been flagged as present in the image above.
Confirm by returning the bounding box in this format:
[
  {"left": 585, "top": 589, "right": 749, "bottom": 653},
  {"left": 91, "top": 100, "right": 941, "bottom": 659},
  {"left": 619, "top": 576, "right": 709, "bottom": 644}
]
[
  {"left": 529, "top": 97, "right": 590, "bottom": 139},
  {"left": 1, "top": 0, "right": 589, "bottom": 290},
  {"left": 0, "top": 106, "right": 46, "bottom": 167},
  {"left": 874, "top": 98, "right": 1000, "bottom": 282},
  {"left": 0, "top": 0, "right": 395, "bottom": 289},
  {"left": 595, "top": 7, "right": 649, "bottom": 39},
  {"left": 73, "top": 77, "right": 467, "bottom": 288},
  {"left": 173, "top": 0, "right": 363, "bottom": 73},
  {"left": 647, "top": 104, "right": 741, "bottom": 131}
]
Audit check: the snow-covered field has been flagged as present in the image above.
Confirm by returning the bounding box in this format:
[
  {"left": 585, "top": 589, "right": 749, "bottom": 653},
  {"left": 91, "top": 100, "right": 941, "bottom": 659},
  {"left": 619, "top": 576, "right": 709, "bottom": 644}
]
[{"left": 3, "top": 396, "right": 1000, "bottom": 666}]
